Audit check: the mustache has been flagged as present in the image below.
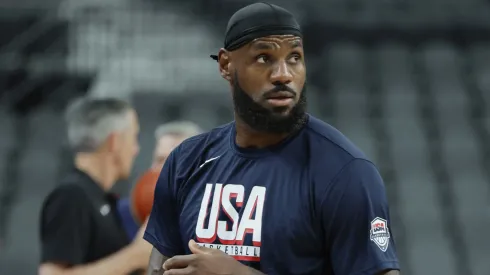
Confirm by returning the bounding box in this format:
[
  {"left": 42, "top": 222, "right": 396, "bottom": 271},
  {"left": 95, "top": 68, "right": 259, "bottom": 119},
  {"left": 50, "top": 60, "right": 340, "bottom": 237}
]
[{"left": 262, "top": 84, "right": 297, "bottom": 98}]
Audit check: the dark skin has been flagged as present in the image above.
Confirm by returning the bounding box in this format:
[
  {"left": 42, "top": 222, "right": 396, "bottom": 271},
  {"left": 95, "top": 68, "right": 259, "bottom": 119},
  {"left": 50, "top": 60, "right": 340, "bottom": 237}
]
[{"left": 146, "top": 35, "right": 400, "bottom": 275}]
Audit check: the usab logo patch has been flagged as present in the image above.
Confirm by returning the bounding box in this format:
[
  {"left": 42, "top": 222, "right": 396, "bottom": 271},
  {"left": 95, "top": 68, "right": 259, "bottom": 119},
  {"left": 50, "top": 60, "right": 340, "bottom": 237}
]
[{"left": 370, "top": 217, "right": 390, "bottom": 252}]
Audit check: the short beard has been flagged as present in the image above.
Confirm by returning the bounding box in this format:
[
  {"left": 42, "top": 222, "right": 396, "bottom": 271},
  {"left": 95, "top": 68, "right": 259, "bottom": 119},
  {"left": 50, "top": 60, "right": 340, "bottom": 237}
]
[{"left": 232, "top": 72, "right": 307, "bottom": 134}]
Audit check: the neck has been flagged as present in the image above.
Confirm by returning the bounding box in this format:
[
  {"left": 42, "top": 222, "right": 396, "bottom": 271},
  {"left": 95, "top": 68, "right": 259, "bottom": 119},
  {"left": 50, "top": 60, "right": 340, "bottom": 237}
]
[
  {"left": 74, "top": 152, "right": 117, "bottom": 191},
  {"left": 234, "top": 116, "right": 290, "bottom": 148}
]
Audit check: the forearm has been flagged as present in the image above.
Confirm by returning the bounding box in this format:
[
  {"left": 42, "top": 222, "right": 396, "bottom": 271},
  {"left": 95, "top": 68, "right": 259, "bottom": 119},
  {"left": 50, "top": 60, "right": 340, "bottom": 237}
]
[
  {"left": 146, "top": 247, "right": 169, "bottom": 275},
  {"left": 68, "top": 245, "right": 141, "bottom": 275}
]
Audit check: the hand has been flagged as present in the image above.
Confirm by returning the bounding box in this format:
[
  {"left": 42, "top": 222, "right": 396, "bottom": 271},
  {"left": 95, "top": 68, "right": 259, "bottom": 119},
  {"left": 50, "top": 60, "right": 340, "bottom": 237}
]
[
  {"left": 130, "top": 218, "right": 152, "bottom": 268},
  {"left": 163, "top": 240, "right": 249, "bottom": 275}
]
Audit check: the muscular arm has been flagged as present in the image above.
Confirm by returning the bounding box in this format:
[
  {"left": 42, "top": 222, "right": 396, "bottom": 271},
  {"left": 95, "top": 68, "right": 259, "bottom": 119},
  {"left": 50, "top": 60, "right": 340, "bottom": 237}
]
[{"left": 146, "top": 248, "right": 169, "bottom": 275}]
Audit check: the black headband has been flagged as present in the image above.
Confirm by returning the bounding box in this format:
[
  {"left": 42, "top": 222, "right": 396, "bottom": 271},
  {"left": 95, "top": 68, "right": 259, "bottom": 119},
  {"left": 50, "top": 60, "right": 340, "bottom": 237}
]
[{"left": 210, "top": 2, "right": 302, "bottom": 61}]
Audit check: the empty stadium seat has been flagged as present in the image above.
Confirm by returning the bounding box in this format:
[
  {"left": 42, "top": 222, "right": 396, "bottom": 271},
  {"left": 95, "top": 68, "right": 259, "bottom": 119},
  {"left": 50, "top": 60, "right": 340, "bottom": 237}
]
[
  {"left": 4, "top": 147, "right": 60, "bottom": 269},
  {"left": 334, "top": 117, "right": 377, "bottom": 162},
  {"left": 377, "top": 43, "right": 419, "bottom": 118},
  {"left": 484, "top": 117, "right": 490, "bottom": 134},
  {"left": 437, "top": 119, "right": 490, "bottom": 275},
  {"left": 398, "top": 172, "right": 458, "bottom": 275},
  {"left": 131, "top": 93, "right": 170, "bottom": 178},
  {"left": 0, "top": 12, "right": 37, "bottom": 49},
  {"left": 386, "top": 117, "right": 426, "bottom": 150},
  {"left": 17, "top": 149, "right": 60, "bottom": 195},
  {"left": 326, "top": 43, "right": 370, "bottom": 119},
  {"left": 423, "top": 42, "right": 469, "bottom": 118},
  {"left": 0, "top": 109, "right": 16, "bottom": 153},
  {"left": 468, "top": 43, "right": 490, "bottom": 108},
  {"left": 438, "top": 118, "right": 480, "bottom": 174},
  {"left": 391, "top": 130, "right": 458, "bottom": 275},
  {"left": 450, "top": 167, "right": 490, "bottom": 275},
  {"left": 25, "top": 108, "right": 65, "bottom": 150},
  {"left": 1, "top": 193, "right": 43, "bottom": 274},
  {"left": 181, "top": 100, "right": 219, "bottom": 130}
]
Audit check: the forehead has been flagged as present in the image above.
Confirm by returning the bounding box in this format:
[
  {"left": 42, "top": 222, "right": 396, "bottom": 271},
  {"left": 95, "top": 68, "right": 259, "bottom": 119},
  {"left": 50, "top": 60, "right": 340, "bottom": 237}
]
[
  {"left": 128, "top": 110, "right": 139, "bottom": 129},
  {"left": 155, "top": 135, "right": 185, "bottom": 154},
  {"left": 248, "top": 35, "right": 303, "bottom": 49}
]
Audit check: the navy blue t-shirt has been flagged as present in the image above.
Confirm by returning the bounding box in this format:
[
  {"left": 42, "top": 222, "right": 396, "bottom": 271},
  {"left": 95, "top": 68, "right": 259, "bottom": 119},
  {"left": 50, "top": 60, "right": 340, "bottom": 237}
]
[{"left": 144, "top": 115, "right": 400, "bottom": 275}]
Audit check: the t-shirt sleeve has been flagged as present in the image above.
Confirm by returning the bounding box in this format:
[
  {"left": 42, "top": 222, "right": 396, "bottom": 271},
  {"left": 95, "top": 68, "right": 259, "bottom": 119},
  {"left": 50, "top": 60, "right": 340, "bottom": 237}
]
[
  {"left": 40, "top": 186, "right": 91, "bottom": 265},
  {"left": 321, "top": 159, "right": 400, "bottom": 275},
  {"left": 143, "top": 148, "right": 185, "bottom": 257}
]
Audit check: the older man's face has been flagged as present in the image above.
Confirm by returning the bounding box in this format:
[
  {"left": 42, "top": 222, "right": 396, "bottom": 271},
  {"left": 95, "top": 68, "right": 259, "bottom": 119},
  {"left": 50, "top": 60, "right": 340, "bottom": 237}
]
[{"left": 151, "top": 134, "right": 186, "bottom": 172}]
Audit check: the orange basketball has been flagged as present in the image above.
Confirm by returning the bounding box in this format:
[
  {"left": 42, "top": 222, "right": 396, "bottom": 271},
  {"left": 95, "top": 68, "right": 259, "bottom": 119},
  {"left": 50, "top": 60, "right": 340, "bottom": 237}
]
[{"left": 130, "top": 169, "right": 160, "bottom": 224}]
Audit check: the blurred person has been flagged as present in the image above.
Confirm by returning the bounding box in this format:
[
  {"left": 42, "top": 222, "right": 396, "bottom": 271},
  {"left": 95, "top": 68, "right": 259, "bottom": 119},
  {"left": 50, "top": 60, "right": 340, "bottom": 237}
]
[
  {"left": 151, "top": 121, "right": 203, "bottom": 172},
  {"left": 144, "top": 2, "right": 400, "bottom": 275},
  {"left": 117, "top": 121, "right": 203, "bottom": 240},
  {"left": 38, "top": 97, "right": 151, "bottom": 275}
]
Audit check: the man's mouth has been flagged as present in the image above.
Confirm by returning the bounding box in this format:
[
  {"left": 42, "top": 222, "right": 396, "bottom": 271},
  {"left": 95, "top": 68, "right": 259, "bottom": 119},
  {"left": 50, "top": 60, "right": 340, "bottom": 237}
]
[
  {"left": 265, "top": 91, "right": 294, "bottom": 100},
  {"left": 265, "top": 91, "right": 294, "bottom": 106}
]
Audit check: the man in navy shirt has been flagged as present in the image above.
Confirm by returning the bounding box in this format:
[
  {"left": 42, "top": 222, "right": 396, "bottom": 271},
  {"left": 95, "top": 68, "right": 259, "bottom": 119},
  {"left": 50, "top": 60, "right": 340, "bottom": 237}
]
[{"left": 144, "top": 2, "right": 400, "bottom": 275}]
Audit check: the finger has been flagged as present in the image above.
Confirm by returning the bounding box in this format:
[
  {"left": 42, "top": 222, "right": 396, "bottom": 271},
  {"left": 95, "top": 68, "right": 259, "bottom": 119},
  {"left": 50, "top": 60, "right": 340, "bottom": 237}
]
[
  {"left": 188, "top": 240, "right": 202, "bottom": 254},
  {"left": 163, "top": 255, "right": 197, "bottom": 270},
  {"left": 163, "top": 266, "right": 195, "bottom": 275},
  {"left": 188, "top": 239, "right": 215, "bottom": 255}
]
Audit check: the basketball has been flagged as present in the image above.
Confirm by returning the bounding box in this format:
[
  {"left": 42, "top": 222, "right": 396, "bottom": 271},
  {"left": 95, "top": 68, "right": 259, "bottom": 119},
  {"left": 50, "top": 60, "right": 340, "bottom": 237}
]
[{"left": 130, "top": 169, "right": 160, "bottom": 224}]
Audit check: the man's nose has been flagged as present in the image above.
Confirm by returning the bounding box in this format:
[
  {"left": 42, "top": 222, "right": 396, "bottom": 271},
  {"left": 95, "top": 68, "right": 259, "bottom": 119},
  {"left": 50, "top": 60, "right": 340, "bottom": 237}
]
[{"left": 270, "top": 61, "right": 293, "bottom": 85}]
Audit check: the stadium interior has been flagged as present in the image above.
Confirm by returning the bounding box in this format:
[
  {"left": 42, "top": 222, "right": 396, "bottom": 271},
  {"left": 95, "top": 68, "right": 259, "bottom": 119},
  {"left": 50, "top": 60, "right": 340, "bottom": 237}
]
[{"left": 0, "top": 0, "right": 489, "bottom": 274}]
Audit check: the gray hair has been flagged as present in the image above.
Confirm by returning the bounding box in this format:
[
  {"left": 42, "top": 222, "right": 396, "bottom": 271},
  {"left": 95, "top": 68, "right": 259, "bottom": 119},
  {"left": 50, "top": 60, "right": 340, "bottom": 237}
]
[
  {"left": 65, "top": 97, "right": 133, "bottom": 152},
  {"left": 154, "top": 121, "right": 202, "bottom": 140}
]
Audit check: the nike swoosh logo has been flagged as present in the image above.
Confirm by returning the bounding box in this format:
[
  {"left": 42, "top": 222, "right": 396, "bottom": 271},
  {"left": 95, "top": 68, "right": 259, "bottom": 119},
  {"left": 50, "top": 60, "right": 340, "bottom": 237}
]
[{"left": 199, "top": 156, "right": 220, "bottom": 168}]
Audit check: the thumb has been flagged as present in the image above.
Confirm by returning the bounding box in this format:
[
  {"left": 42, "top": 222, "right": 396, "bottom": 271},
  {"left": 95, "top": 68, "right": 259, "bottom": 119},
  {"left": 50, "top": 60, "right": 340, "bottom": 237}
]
[{"left": 188, "top": 239, "right": 212, "bottom": 254}]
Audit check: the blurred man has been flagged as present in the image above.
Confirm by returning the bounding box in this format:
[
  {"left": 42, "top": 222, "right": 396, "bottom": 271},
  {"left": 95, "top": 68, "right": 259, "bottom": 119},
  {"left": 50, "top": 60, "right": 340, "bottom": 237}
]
[
  {"left": 39, "top": 97, "right": 151, "bottom": 275},
  {"left": 151, "top": 121, "right": 203, "bottom": 172},
  {"left": 144, "top": 3, "right": 400, "bottom": 275},
  {"left": 118, "top": 121, "right": 202, "bottom": 240}
]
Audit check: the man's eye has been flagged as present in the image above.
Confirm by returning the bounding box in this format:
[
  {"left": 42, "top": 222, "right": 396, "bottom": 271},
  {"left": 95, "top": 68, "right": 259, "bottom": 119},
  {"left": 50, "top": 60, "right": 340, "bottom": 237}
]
[
  {"left": 288, "top": 54, "right": 301, "bottom": 63},
  {"left": 256, "top": 55, "right": 269, "bottom": 63}
]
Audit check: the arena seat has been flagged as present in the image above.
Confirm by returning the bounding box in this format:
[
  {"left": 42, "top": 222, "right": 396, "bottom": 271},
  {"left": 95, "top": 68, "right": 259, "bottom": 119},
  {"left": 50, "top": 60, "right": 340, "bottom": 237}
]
[
  {"left": 181, "top": 100, "right": 219, "bottom": 131},
  {"left": 0, "top": 12, "right": 38, "bottom": 49},
  {"left": 377, "top": 43, "right": 419, "bottom": 118},
  {"left": 1, "top": 194, "right": 43, "bottom": 274},
  {"left": 131, "top": 93, "right": 170, "bottom": 178},
  {"left": 484, "top": 116, "right": 490, "bottom": 134},
  {"left": 386, "top": 117, "right": 426, "bottom": 152},
  {"left": 327, "top": 43, "right": 369, "bottom": 119},
  {"left": 24, "top": 108, "right": 65, "bottom": 150},
  {"left": 450, "top": 167, "right": 490, "bottom": 275},
  {"left": 387, "top": 115, "right": 456, "bottom": 274},
  {"left": 0, "top": 109, "right": 16, "bottom": 153},
  {"left": 397, "top": 171, "right": 458, "bottom": 275},
  {"left": 2, "top": 145, "right": 61, "bottom": 271},
  {"left": 468, "top": 43, "right": 490, "bottom": 109},
  {"left": 17, "top": 149, "right": 60, "bottom": 195},
  {"left": 423, "top": 42, "right": 469, "bottom": 119},
  {"left": 335, "top": 117, "right": 377, "bottom": 163}
]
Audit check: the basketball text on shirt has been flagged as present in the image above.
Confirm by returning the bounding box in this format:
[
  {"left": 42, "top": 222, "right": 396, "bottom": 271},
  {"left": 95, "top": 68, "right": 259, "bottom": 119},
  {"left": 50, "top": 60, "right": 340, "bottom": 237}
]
[{"left": 195, "top": 183, "right": 266, "bottom": 262}]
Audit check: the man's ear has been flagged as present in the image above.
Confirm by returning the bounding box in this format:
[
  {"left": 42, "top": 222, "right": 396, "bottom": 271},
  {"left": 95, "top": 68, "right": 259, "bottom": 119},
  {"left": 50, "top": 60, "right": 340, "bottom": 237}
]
[
  {"left": 218, "top": 48, "right": 231, "bottom": 82},
  {"left": 105, "top": 132, "right": 119, "bottom": 153}
]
